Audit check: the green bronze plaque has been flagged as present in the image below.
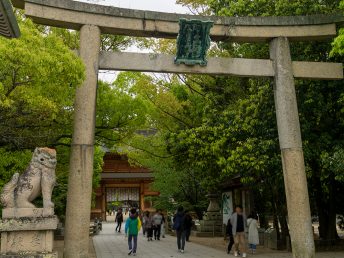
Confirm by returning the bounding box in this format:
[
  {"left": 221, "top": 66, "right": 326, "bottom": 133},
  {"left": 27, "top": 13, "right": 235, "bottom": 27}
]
[{"left": 175, "top": 18, "right": 214, "bottom": 66}]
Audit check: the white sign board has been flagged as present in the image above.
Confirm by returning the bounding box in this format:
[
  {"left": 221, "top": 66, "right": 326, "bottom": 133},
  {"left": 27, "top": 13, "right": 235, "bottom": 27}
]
[{"left": 222, "top": 191, "right": 233, "bottom": 225}]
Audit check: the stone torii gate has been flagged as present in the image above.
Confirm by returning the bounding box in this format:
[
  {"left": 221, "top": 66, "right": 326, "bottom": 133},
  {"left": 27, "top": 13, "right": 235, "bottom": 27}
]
[{"left": 12, "top": 0, "right": 344, "bottom": 257}]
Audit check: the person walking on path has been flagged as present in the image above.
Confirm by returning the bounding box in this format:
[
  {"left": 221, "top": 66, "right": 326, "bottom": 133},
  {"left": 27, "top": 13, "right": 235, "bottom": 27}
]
[
  {"left": 142, "top": 211, "right": 146, "bottom": 237},
  {"left": 153, "top": 209, "right": 163, "bottom": 240},
  {"left": 184, "top": 211, "right": 193, "bottom": 242},
  {"left": 247, "top": 212, "right": 259, "bottom": 254},
  {"left": 231, "top": 205, "right": 247, "bottom": 258},
  {"left": 160, "top": 212, "right": 166, "bottom": 238},
  {"left": 125, "top": 208, "right": 142, "bottom": 256},
  {"left": 115, "top": 208, "right": 124, "bottom": 233},
  {"left": 226, "top": 218, "right": 235, "bottom": 254},
  {"left": 143, "top": 211, "right": 154, "bottom": 241},
  {"left": 173, "top": 206, "right": 187, "bottom": 253}
]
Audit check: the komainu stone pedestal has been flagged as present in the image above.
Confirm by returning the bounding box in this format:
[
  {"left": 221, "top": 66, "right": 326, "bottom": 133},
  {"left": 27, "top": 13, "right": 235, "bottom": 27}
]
[
  {"left": 0, "top": 208, "right": 58, "bottom": 258},
  {"left": 194, "top": 194, "right": 223, "bottom": 237}
]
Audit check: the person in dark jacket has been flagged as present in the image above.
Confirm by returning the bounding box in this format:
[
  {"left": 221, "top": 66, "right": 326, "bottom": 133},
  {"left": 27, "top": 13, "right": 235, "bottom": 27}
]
[
  {"left": 115, "top": 208, "right": 124, "bottom": 233},
  {"left": 184, "top": 211, "right": 193, "bottom": 242},
  {"left": 173, "top": 206, "right": 186, "bottom": 253},
  {"left": 226, "top": 218, "right": 235, "bottom": 254}
]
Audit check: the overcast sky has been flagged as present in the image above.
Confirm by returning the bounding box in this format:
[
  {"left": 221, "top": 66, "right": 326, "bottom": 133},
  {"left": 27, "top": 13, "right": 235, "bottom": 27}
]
[{"left": 77, "top": 0, "right": 189, "bottom": 13}]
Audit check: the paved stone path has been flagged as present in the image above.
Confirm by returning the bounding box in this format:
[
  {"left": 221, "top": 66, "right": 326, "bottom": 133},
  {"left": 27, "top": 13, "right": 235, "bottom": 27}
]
[{"left": 93, "top": 222, "right": 344, "bottom": 258}]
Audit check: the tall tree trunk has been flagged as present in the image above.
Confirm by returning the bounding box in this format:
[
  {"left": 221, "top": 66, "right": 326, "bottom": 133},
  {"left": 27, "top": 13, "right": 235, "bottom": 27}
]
[
  {"left": 326, "top": 175, "right": 339, "bottom": 241},
  {"left": 273, "top": 213, "right": 281, "bottom": 240},
  {"left": 279, "top": 211, "right": 289, "bottom": 244},
  {"left": 312, "top": 172, "right": 338, "bottom": 242}
]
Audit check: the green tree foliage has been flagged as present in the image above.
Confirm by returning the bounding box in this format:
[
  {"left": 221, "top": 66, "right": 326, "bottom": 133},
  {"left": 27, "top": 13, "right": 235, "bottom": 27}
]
[
  {"left": 127, "top": 131, "right": 209, "bottom": 218},
  {"left": 0, "top": 16, "right": 141, "bottom": 221},
  {"left": 175, "top": 0, "right": 344, "bottom": 241},
  {"left": 0, "top": 149, "right": 32, "bottom": 190},
  {"left": 118, "top": 0, "right": 344, "bottom": 242},
  {"left": 110, "top": 71, "right": 209, "bottom": 217},
  {"left": 176, "top": 0, "right": 212, "bottom": 15},
  {"left": 331, "top": 0, "right": 344, "bottom": 56},
  {"left": 208, "top": 0, "right": 339, "bottom": 16},
  {"left": 0, "top": 17, "right": 85, "bottom": 219},
  {"left": 0, "top": 18, "right": 84, "bottom": 149},
  {"left": 332, "top": 28, "right": 344, "bottom": 56},
  {"left": 95, "top": 77, "right": 148, "bottom": 146}
]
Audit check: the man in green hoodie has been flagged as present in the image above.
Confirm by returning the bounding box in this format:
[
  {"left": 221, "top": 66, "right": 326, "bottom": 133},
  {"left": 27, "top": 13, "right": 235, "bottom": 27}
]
[{"left": 125, "top": 208, "right": 142, "bottom": 256}]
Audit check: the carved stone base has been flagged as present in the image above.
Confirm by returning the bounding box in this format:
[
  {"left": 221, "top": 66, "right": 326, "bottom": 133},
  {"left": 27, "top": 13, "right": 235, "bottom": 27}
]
[
  {"left": 196, "top": 219, "right": 223, "bottom": 232},
  {"left": 2, "top": 208, "right": 54, "bottom": 219},
  {"left": 0, "top": 252, "right": 57, "bottom": 258},
  {"left": 196, "top": 211, "right": 223, "bottom": 234},
  {"left": 0, "top": 209, "right": 58, "bottom": 257},
  {"left": 203, "top": 211, "right": 222, "bottom": 221}
]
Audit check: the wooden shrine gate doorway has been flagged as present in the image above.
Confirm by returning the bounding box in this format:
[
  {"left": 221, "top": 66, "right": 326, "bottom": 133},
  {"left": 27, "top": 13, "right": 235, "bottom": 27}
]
[{"left": 91, "top": 153, "right": 159, "bottom": 221}]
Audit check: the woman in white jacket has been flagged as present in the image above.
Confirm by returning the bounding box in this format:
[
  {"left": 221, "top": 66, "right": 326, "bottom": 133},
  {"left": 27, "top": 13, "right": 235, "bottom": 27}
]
[{"left": 247, "top": 212, "right": 259, "bottom": 254}]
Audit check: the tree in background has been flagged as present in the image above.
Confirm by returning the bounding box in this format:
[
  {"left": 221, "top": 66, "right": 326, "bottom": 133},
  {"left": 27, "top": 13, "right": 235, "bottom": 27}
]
[
  {"left": 109, "top": 71, "right": 210, "bottom": 218},
  {"left": 332, "top": 0, "right": 344, "bottom": 56},
  {"left": 116, "top": 0, "right": 344, "bottom": 243},
  {"left": 175, "top": 0, "right": 344, "bottom": 242},
  {"left": 0, "top": 16, "right": 146, "bottom": 221}
]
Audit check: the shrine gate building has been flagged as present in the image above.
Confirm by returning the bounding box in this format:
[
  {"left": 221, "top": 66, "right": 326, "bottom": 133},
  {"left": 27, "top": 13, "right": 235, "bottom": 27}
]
[{"left": 91, "top": 153, "right": 159, "bottom": 221}]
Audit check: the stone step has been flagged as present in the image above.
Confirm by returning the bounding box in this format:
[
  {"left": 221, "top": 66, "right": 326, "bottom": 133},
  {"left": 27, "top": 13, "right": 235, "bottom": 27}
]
[
  {"left": 196, "top": 225, "right": 223, "bottom": 232},
  {"left": 198, "top": 221, "right": 223, "bottom": 227}
]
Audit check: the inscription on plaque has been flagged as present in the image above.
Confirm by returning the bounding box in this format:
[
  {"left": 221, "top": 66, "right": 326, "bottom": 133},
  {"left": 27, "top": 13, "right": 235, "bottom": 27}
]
[{"left": 175, "top": 18, "right": 213, "bottom": 66}]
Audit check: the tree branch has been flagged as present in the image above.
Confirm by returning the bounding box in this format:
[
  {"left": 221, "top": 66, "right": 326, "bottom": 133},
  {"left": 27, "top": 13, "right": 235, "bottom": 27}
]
[
  {"left": 177, "top": 74, "right": 206, "bottom": 97},
  {"left": 144, "top": 93, "right": 192, "bottom": 128},
  {"left": 120, "top": 140, "right": 183, "bottom": 159}
]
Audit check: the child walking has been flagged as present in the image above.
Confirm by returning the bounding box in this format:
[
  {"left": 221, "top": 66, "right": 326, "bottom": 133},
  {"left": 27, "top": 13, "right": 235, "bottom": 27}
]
[
  {"left": 125, "top": 208, "right": 142, "bottom": 256},
  {"left": 247, "top": 212, "right": 259, "bottom": 254}
]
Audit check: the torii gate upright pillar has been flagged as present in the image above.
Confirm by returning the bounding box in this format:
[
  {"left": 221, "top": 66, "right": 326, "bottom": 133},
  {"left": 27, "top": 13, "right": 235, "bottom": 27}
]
[
  {"left": 270, "top": 37, "right": 315, "bottom": 258},
  {"left": 64, "top": 25, "right": 101, "bottom": 258}
]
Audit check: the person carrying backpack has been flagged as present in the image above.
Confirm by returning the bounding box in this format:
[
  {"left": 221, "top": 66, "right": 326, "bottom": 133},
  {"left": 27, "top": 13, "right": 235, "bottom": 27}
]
[
  {"left": 173, "top": 206, "right": 186, "bottom": 253},
  {"left": 125, "top": 208, "right": 142, "bottom": 256}
]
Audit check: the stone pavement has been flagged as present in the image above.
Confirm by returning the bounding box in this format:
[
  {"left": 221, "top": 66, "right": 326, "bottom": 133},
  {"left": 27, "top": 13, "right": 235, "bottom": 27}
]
[
  {"left": 93, "top": 222, "right": 344, "bottom": 258},
  {"left": 53, "top": 238, "right": 97, "bottom": 258}
]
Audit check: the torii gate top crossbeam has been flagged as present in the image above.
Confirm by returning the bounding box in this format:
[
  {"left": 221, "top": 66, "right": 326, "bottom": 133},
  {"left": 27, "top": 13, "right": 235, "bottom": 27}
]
[{"left": 12, "top": 0, "right": 344, "bottom": 42}]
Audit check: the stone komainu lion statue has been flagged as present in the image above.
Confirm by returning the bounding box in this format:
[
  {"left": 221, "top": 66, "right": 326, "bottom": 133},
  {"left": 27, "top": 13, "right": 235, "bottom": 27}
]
[{"left": 0, "top": 147, "right": 57, "bottom": 209}]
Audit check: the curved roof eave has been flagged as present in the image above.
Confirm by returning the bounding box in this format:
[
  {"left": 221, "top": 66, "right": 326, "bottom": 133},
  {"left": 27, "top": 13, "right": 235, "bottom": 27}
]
[{"left": 1, "top": 0, "right": 20, "bottom": 38}]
